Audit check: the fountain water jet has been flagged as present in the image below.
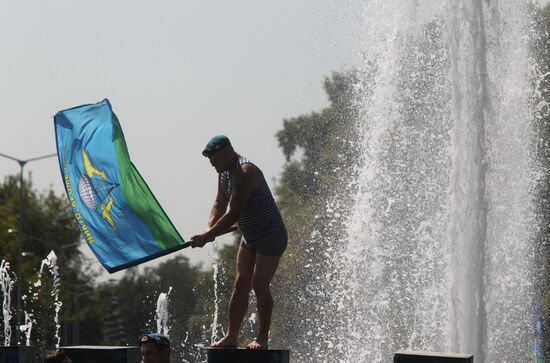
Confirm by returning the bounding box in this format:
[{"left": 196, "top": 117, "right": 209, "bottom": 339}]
[
  {"left": 1, "top": 260, "right": 15, "bottom": 346},
  {"left": 35, "top": 251, "right": 62, "bottom": 349},
  {"left": 209, "top": 242, "right": 226, "bottom": 344},
  {"left": 19, "top": 311, "right": 33, "bottom": 347},
  {"left": 156, "top": 286, "right": 172, "bottom": 336},
  {"left": 291, "top": 1, "right": 541, "bottom": 362}
]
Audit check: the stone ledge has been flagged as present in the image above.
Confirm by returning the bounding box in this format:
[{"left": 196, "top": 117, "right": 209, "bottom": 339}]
[
  {"left": 207, "top": 347, "right": 290, "bottom": 363},
  {"left": 394, "top": 350, "right": 473, "bottom": 363}
]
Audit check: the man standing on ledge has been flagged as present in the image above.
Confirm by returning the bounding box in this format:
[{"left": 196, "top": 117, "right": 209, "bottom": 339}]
[{"left": 189, "top": 135, "right": 288, "bottom": 350}]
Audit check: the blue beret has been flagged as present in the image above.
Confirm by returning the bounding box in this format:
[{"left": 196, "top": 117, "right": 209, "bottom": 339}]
[
  {"left": 139, "top": 333, "right": 170, "bottom": 347},
  {"left": 202, "top": 135, "right": 231, "bottom": 157}
]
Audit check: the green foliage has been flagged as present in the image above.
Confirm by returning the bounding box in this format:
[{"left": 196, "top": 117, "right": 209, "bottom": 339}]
[
  {"left": 271, "top": 71, "right": 363, "bottom": 351},
  {"left": 275, "top": 71, "right": 362, "bottom": 241},
  {"left": 0, "top": 171, "right": 248, "bottom": 360},
  {"left": 96, "top": 237, "right": 239, "bottom": 361},
  {"left": 0, "top": 172, "right": 246, "bottom": 360},
  {"left": 0, "top": 174, "right": 100, "bottom": 353}
]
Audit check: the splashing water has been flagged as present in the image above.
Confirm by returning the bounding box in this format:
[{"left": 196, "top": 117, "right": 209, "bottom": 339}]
[
  {"left": 156, "top": 287, "right": 172, "bottom": 336},
  {"left": 36, "top": 251, "right": 62, "bottom": 349},
  {"left": 248, "top": 313, "right": 257, "bottom": 336},
  {"left": 1, "top": 260, "right": 15, "bottom": 346},
  {"left": 19, "top": 312, "right": 34, "bottom": 347},
  {"left": 288, "top": 1, "right": 541, "bottom": 363}
]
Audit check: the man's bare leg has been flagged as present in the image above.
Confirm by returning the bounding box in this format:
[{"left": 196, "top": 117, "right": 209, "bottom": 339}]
[
  {"left": 246, "top": 253, "right": 281, "bottom": 350},
  {"left": 212, "top": 246, "right": 255, "bottom": 347}
]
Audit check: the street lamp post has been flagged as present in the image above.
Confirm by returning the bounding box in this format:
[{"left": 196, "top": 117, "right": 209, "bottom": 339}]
[{"left": 0, "top": 152, "right": 57, "bottom": 345}]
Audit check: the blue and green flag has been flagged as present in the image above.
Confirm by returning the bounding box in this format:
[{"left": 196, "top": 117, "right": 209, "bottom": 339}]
[{"left": 54, "top": 99, "right": 186, "bottom": 273}]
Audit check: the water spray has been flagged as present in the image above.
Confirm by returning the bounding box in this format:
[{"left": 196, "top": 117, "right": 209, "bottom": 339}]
[
  {"left": 156, "top": 286, "right": 172, "bottom": 336},
  {"left": 19, "top": 312, "right": 33, "bottom": 347},
  {"left": 0, "top": 260, "right": 15, "bottom": 346}
]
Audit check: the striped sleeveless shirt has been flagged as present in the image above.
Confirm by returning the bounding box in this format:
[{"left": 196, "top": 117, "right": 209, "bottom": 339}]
[{"left": 220, "top": 157, "right": 285, "bottom": 242}]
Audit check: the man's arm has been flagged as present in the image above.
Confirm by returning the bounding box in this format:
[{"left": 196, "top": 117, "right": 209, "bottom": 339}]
[
  {"left": 190, "top": 164, "right": 261, "bottom": 247},
  {"left": 207, "top": 174, "right": 229, "bottom": 229}
]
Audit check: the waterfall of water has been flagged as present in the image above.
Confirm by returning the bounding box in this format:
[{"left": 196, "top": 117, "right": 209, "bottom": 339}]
[
  {"left": 446, "top": 2, "right": 536, "bottom": 362},
  {"left": 301, "top": 1, "right": 539, "bottom": 362}
]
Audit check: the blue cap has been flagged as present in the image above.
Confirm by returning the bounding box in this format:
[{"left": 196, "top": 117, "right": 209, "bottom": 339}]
[
  {"left": 202, "top": 135, "right": 231, "bottom": 157},
  {"left": 139, "top": 333, "right": 170, "bottom": 347}
]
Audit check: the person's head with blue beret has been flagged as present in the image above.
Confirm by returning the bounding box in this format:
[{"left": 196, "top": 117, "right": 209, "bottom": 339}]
[
  {"left": 202, "top": 135, "right": 231, "bottom": 157},
  {"left": 202, "top": 135, "right": 238, "bottom": 173},
  {"left": 139, "top": 333, "right": 170, "bottom": 363}
]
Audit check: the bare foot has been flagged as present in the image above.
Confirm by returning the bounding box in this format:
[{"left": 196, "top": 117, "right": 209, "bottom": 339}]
[
  {"left": 246, "top": 338, "right": 268, "bottom": 350},
  {"left": 211, "top": 335, "right": 238, "bottom": 348}
]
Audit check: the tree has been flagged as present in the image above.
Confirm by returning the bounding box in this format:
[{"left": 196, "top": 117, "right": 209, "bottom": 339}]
[
  {"left": 270, "top": 71, "right": 364, "bottom": 356},
  {"left": 275, "top": 71, "right": 363, "bottom": 241},
  {"left": 100, "top": 237, "right": 239, "bottom": 362},
  {"left": 0, "top": 174, "right": 102, "bottom": 355}
]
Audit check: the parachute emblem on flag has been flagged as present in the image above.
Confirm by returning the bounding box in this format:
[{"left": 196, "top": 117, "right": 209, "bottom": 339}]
[
  {"left": 77, "top": 176, "right": 98, "bottom": 209},
  {"left": 77, "top": 148, "right": 119, "bottom": 230}
]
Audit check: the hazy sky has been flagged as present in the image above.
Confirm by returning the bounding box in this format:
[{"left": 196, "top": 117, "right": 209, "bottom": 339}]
[{"left": 0, "top": 0, "right": 363, "bottom": 278}]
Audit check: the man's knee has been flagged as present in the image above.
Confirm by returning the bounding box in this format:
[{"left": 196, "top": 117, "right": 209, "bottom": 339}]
[{"left": 252, "top": 280, "right": 271, "bottom": 297}]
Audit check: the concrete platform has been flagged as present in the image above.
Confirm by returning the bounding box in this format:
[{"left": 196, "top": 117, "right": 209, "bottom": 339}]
[
  {"left": 0, "top": 346, "right": 36, "bottom": 363},
  {"left": 61, "top": 345, "right": 139, "bottom": 363},
  {"left": 207, "top": 347, "right": 290, "bottom": 363},
  {"left": 394, "top": 350, "right": 473, "bottom": 363}
]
